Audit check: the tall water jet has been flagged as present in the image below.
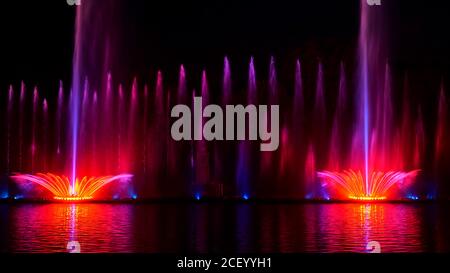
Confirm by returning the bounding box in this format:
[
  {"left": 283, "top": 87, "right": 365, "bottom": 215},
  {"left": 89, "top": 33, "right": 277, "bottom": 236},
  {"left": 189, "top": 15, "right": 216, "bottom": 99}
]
[
  {"left": 42, "top": 99, "right": 48, "bottom": 171},
  {"left": 169, "top": 64, "right": 192, "bottom": 197},
  {"left": 414, "top": 109, "right": 425, "bottom": 169},
  {"left": 150, "top": 71, "right": 165, "bottom": 197},
  {"left": 292, "top": 59, "right": 305, "bottom": 196},
  {"left": 127, "top": 78, "right": 138, "bottom": 173},
  {"left": 373, "top": 63, "right": 393, "bottom": 170},
  {"left": 328, "top": 63, "right": 347, "bottom": 171},
  {"left": 236, "top": 57, "right": 257, "bottom": 197},
  {"left": 117, "top": 84, "right": 125, "bottom": 172},
  {"left": 400, "top": 74, "right": 412, "bottom": 168},
  {"left": 31, "top": 87, "right": 39, "bottom": 173},
  {"left": 292, "top": 59, "right": 304, "bottom": 146},
  {"left": 359, "top": 2, "right": 370, "bottom": 195},
  {"left": 305, "top": 144, "right": 317, "bottom": 199},
  {"left": 194, "top": 71, "right": 211, "bottom": 190},
  {"left": 248, "top": 57, "right": 257, "bottom": 104},
  {"left": 91, "top": 90, "right": 99, "bottom": 174},
  {"left": 57, "top": 81, "right": 64, "bottom": 155},
  {"left": 102, "top": 73, "right": 113, "bottom": 173},
  {"left": 70, "top": 6, "right": 83, "bottom": 195},
  {"left": 217, "top": 56, "right": 233, "bottom": 196},
  {"left": 141, "top": 84, "right": 149, "bottom": 178},
  {"left": 262, "top": 56, "right": 279, "bottom": 194},
  {"left": 313, "top": 63, "right": 327, "bottom": 174},
  {"left": 178, "top": 65, "right": 187, "bottom": 103},
  {"left": 223, "top": 56, "right": 232, "bottom": 104},
  {"left": 79, "top": 79, "right": 89, "bottom": 173},
  {"left": 435, "top": 82, "right": 447, "bottom": 165},
  {"left": 318, "top": 0, "right": 419, "bottom": 200},
  {"left": 294, "top": 60, "right": 304, "bottom": 118},
  {"left": 435, "top": 82, "right": 449, "bottom": 197},
  {"left": 269, "top": 56, "right": 278, "bottom": 102},
  {"left": 19, "top": 82, "right": 25, "bottom": 170},
  {"left": 186, "top": 72, "right": 214, "bottom": 196},
  {"left": 6, "top": 86, "right": 13, "bottom": 174}
]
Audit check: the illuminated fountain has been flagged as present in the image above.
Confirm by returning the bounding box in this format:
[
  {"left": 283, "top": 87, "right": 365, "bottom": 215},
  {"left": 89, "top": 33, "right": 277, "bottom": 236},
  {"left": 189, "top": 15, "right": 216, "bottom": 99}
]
[
  {"left": 1, "top": 1, "right": 446, "bottom": 201},
  {"left": 317, "top": 0, "right": 421, "bottom": 201},
  {"left": 12, "top": 173, "right": 132, "bottom": 201},
  {"left": 6, "top": 3, "right": 135, "bottom": 201},
  {"left": 318, "top": 170, "right": 419, "bottom": 201}
]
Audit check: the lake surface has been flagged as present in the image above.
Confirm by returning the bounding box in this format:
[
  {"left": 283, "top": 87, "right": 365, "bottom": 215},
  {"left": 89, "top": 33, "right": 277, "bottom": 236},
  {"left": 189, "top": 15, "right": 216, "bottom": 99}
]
[{"left": 0, "top": 203, "right": 449, "bottom": 253}]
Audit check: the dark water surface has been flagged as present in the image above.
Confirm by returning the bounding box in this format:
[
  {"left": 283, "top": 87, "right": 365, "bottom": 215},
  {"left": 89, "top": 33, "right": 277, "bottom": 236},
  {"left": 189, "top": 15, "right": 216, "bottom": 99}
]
[{"left": 0, "top": 203, "right": 449, "bottom": 253}]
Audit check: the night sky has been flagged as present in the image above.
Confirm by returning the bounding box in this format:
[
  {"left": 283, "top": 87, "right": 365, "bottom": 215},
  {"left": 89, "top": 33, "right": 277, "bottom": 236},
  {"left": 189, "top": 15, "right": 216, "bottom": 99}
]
[{"left": 0, "top": 0, "right": 449, "bottom": 91}]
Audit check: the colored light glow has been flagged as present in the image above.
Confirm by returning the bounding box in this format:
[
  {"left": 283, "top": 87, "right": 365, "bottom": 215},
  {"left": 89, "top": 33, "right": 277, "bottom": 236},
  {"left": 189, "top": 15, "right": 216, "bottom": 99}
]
[
  {"left": 54, "top": 196, "right": 93, "bottom": 201},
  {"left": 318, "top": 169, "right": 419, "bottom": 201},
  {"left": 406, "top": 195, "right": 419, "bottom": 201},
  {"left": 242, "top": 194, "right": 249, "bottom": 200},
  {"left": 11, "top": 173, "right": 133, "bottom": 201},
  {"left": 348, "top": 195, "right": 386, "bottom": 201},
  {"left": 195, "top": 193, "right": 201, "bottom": 200}
]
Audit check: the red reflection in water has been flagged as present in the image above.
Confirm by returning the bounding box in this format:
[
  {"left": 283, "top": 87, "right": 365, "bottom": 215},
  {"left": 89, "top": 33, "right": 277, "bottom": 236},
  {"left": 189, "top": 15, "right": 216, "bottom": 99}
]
[
  {"left": 304, "top": 204, "right": 423, "bottom": 252},
  {"left": 10, "top": 204, "right": 133, "bottom": 253},
  {"left": 4, "top": 203, "right": 444, "bottom": 253}
]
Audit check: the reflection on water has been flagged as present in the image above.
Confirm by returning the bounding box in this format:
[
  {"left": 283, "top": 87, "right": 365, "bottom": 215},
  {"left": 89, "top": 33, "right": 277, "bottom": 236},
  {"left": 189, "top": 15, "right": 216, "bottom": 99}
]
[{"left": 0, "top": 203, "right": 449, "bottom": 253}]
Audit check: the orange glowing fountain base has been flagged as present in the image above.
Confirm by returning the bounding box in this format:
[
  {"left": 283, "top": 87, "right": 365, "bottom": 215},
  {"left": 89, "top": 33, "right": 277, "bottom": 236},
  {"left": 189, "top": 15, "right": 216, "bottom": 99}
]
[
  {"left": 11, "top": 173, "right": 133, "bottom": 201},
  {"left": 317, "top": 169, "right": 419, "bottom": 201}
]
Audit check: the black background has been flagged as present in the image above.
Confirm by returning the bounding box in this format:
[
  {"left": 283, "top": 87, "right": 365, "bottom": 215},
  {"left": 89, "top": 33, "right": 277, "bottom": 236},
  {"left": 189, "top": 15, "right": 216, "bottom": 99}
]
[{"left": 0, "top": 0, "right": 449, "bottom": 92}]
